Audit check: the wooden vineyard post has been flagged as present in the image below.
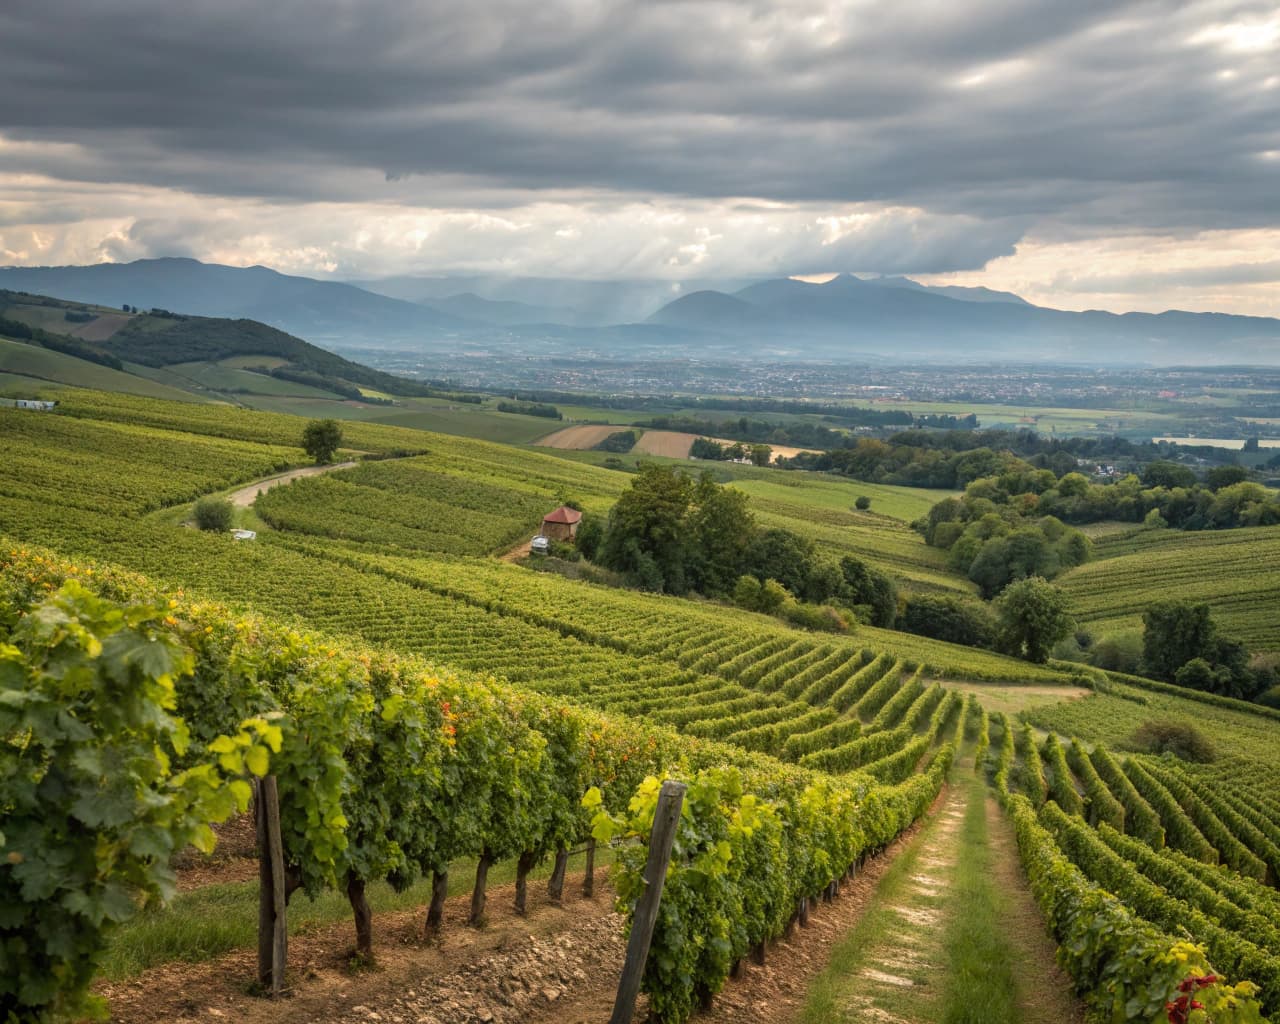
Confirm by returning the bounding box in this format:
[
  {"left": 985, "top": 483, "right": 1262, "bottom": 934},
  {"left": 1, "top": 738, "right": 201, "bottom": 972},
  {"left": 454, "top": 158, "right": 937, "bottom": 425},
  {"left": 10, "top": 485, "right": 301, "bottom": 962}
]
[
  {"left": 583, "top": 837, "right": 596, "bottom": 898},
  {"left": 255, "top": 775, "right": 288, "bottom": 995},
  {"left": 609, "top": 779, "right": 686, "bottom": 1024}
]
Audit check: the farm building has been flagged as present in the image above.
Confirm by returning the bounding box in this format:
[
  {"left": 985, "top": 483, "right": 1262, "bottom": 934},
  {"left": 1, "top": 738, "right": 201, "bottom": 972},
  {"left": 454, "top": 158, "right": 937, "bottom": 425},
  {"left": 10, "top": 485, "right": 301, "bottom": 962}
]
[
  {"left": 3, "top": 398, "right": 58, "bottom": 411},
  {"left": 541, "top": 505, "right": 582, "bottom": 541}
]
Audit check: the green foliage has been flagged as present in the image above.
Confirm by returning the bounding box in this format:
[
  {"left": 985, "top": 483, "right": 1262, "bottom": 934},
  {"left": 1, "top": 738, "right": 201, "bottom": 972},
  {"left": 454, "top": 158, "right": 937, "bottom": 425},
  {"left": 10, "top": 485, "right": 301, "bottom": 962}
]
[
  {"left": 995, "top": 771, "right": 1267, "bottom": 1024},
  {"left": 1066, "top": 738, "right": 1125, "bottom": 831},
  {"left": 899, "top": 593, "right": 995, "bottom": 649},
  {"left": 0, "top": 583, "right": 274, "bottom": 1023},
  {"left": 1040, "top": 733, "right": 1085, "bottom": 817},
  {"left": 592, "top": 748, "right": 955, "bottom": 1023},
  {"left": 254, "top": 459, "right": 552, "bottom": 556},
  {"left": 995, "top": 576, "right": 1075, "bottom": 664},
  {"left": 836, "top": 555, "right": 896, "bottom": 628},
  {"left": 854, "top": 495, "right": 871, "bottom": 511},
  {"left": 496, "top": 400, "right": 561, "bottom": 419},
  {"left": 591, "top": 429, "right": 637, "bottom": 452},
  {"left": 1129, "top": 720, "right": 1217, "bottom": 763},
  {"left": 301, "top": 418, "right": 343, "bottom": 464},
  {"left": 193, "top": 496, "right": 233, "bottom": 532},
  {"left": 1016, "top": 723, "right": 1048, "bottom": 807},
  {"left": 0, "top": 407, "right": 295, "bottom": 516}
]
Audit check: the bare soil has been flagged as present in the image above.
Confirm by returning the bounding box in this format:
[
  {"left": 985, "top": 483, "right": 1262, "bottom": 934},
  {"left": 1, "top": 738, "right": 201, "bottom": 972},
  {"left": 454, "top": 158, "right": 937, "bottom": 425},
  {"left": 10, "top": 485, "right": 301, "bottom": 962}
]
[
  {"left": 100, "top": 867, "right": 636, "bottom": 1024},
  {"left": 535, "top": 424, "right": 631, "bottom": 449},
  {"left": 71, "top": 313, "right": 132, "bottom": 342},
  {"left": 631, "top": 430, "right": 700, "bottom": 458}
]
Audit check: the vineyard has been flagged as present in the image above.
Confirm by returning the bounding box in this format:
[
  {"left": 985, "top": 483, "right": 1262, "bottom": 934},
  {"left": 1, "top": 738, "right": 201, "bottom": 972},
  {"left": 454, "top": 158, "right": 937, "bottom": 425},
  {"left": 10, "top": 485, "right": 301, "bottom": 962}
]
[
  {"left": 3, "top": 388, "right": 1280, "bottom": 1023},
  {"left": 1059, "top": 524, "right": 1280, "bottom": 653}
]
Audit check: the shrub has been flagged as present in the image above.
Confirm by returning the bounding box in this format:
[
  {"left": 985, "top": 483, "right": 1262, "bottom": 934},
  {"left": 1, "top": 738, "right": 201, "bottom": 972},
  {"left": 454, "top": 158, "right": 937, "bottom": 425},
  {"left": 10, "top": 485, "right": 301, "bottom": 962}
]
[
  {"left": 1128, "top": 721, "right": 1216, "bottom": 763},
  {"left": 193, "top": 497, "right": 233, "bottom": 532},
  {"left": 854, "top": 495, "right": 871, "bottom": 511}
]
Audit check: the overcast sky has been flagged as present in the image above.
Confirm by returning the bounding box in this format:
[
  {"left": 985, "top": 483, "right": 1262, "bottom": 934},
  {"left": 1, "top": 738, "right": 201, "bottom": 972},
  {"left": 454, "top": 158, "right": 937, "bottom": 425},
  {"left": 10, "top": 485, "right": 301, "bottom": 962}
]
[{"left": 0, "top": 0, "right": 1277, "bottom": 314}]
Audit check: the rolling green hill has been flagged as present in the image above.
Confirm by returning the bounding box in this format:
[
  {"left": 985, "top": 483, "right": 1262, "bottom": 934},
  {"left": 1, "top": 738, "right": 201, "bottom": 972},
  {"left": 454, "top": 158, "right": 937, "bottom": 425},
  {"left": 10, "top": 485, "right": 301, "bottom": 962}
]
[{"left": 0, "top": 287, "right": 446, "bottom": 402}]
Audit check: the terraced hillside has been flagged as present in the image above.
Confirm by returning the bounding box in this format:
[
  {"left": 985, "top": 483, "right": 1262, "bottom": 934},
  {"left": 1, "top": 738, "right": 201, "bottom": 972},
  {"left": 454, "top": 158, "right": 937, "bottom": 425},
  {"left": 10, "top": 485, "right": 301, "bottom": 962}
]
[{"left": 1059, "top": 524, "right": 1280, "bottom": 653}]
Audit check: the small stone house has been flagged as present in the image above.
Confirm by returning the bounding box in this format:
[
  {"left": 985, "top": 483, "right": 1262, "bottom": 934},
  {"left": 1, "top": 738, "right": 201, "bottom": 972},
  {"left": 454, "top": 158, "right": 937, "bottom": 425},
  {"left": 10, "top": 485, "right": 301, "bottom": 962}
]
[{"left": 541, "top": 505, "right": 582, "bottom": 542}]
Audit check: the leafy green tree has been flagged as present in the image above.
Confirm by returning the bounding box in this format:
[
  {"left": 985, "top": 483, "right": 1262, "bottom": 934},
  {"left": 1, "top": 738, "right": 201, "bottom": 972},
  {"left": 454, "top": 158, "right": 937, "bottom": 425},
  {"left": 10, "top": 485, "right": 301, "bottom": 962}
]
[
  {"left": 749, "top": 444, "right": 772, "bottom": 467},
  {"left": 1142, "top": 601, "right": 1216, "bottom": 682},
  {"left": 302, "top": 418, "right": 344, "bottom": 464},
  {"left": 685, "top": 474, "right": 754, "bottom": 595},
  {"left": 854, "top": 495, "right": 871, "bottom": 511},
  {"left": 746, "top": 528, "right": 816, "bottom": 596},
  {"left": 597, "top": 464, "right": 695, "bottom": 593},
  {"left": 1141, "top": 460, "right": 1197, "bottom": 489},
  {"left": 900, "top": 594, "right": 995, "bottom": 649},
  {"left": 1206, "top": 464, "right": 1248, "bottom": 491},
  {"left": 193, "top": 496, "right": 233, "bottom": 532},
  {"left": 574, "top": 514, "right": 604, "bottom": 561},
  {"left": 836, "top": 555, "right": 896, "bottom": 628},
  {"left": 994, "top": 576, "right": 1075, "bottom": 663}
]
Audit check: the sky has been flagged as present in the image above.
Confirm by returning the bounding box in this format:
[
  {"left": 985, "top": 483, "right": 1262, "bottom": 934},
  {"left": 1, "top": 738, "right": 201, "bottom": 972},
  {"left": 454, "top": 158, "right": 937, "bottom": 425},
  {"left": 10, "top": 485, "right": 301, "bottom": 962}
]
[{"left": 0, "top": 0, "right": 1277, "bottom": 316}]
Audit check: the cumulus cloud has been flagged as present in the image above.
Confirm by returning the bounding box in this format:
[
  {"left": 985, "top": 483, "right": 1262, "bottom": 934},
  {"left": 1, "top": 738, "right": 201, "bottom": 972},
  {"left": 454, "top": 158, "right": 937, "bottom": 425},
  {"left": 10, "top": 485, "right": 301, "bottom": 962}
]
[{"left": 0, "top": 0, "right": 1277, "bottom": 308}]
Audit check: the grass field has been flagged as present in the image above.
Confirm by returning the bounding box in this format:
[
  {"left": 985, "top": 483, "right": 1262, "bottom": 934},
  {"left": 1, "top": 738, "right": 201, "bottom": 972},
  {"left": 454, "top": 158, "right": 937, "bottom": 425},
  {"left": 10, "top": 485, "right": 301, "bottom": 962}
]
[{"left": 0, "top": 335, "right": 206, "bottom": 402}]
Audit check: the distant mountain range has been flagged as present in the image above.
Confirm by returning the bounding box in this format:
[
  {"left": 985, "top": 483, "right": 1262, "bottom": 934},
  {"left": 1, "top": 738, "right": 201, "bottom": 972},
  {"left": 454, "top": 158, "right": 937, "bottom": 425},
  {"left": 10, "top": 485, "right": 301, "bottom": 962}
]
[
  {"left": 649, "top": 275, "right": 1280, "bottom": 364},
  {"left": 2, "top": 258, "right": 1278, "bottom": 365}
]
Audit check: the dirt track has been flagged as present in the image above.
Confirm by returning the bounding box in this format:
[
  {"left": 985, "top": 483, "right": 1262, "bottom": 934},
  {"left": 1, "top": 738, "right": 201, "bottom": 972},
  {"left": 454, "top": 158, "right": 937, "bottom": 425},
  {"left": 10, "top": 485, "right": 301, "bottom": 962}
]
[{"left": 227, "top": 461, "right": 357, "bottom": 507}]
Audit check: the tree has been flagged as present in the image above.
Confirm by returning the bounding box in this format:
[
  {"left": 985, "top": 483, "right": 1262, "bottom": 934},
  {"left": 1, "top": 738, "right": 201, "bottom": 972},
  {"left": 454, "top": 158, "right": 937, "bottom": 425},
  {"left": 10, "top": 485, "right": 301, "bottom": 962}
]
[
  {"left": 1141, "top": 460, "right": 1196, "bottom": 489},
  {"left": 900, "top": 594, "right": 995, "bottom": 649},
  {"left": 574, "top": 514, "right": 604, "bottom": 561},
  {"left": 836, "top": 556, "right": 897, "bottom": 628},
  {"left": 746, "top": 528, "right": 816, "bottom": 596},
  {"left": 1142, "top": 601, "right": 1216, "bottom": 682},
  {"left": 193, "top": 497, "right": 233, "bottom": 532},
  {"left": 302, "top": 419, "right": 343, "bottom": 464},
  {"left": 749, "top": 444, "right": 772, "bottom": 467},
  {"left": 854, "top": 495, "right": 871, "bottom": 511},
  {"left": 1206, "top": 464, "right": 1248, "bottom": 491},
  {"left": 597, "top": 464, "right": 695, "bottom": 593},
  {"left": 685, "top": 474, "right": 754, "bottom": 596},
  {"left": 995, "top": 576, "right": 1074, "bottom": 663}
]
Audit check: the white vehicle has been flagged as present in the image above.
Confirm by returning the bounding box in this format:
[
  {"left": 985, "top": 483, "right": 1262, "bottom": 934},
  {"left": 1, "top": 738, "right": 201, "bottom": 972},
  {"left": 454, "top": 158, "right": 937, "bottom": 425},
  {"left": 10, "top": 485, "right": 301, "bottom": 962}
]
[{"left": 530, "top": 534, "right": 550, "bottom": 555}]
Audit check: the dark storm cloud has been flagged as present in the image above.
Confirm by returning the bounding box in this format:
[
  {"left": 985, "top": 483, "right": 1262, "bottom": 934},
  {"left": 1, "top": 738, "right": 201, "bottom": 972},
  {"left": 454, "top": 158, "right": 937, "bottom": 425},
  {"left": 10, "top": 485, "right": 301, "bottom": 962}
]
[{"left": 1, "top": 0, "right": 1276, "bottom": 224}]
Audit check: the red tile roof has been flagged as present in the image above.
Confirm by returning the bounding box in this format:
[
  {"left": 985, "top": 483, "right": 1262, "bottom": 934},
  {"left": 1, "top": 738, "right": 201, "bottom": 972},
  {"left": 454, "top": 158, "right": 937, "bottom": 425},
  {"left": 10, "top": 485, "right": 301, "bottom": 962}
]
[{"left": 543, "top": 505, "right": 583, "bottom": 525}]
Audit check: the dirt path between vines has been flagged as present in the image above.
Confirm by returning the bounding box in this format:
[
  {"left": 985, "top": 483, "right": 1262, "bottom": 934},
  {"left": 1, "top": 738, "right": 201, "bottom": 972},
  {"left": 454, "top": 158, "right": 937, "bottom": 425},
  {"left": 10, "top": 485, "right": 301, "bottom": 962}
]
[
  {"left": 226, "top": 460, "right": 358, "bottom": 507},
  {"left": 984, "top": 790, "right": 1084, "bottom": 1024},
  {"left": 795, "top": 770, "right": 1084, "bottom": 1024}
]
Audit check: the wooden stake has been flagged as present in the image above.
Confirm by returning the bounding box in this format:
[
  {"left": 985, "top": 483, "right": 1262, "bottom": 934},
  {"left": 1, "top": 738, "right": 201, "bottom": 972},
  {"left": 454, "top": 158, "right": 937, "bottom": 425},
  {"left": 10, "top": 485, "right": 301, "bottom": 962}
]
[
  {"left": 608, "top": 780, "right": 686, "bottom": 1024},
  {"left": 255, "top": 776, "right": 287, "bottom": 995}
]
